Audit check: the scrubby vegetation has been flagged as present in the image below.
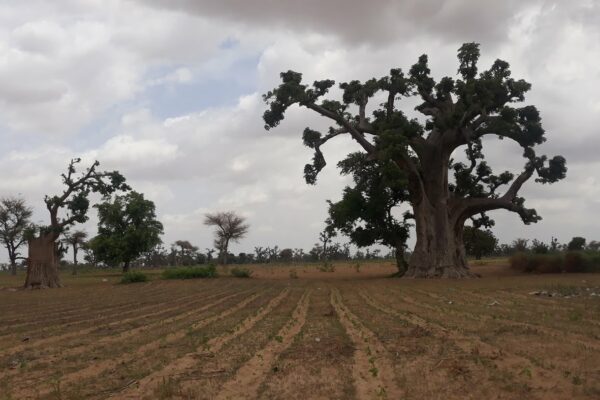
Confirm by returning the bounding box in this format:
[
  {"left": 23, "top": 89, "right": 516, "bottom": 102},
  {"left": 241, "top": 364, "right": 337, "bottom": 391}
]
[
  {"left": 230, "top": 267, "right": 252, "bottom": 278},
  {"left": 120, "top": 271, "right": 148, "bottom": 284},
  {"left": 510, "top": 251, "right": 600, "bottom": 274},
  {"left": 161, "top": 265, "right": 217, "bottom": 280}
]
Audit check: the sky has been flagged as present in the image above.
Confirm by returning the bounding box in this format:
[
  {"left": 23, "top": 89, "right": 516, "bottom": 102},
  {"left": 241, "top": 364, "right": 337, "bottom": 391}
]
[{"left": 0, "top": 0, "right": 599, "bottom": 261}]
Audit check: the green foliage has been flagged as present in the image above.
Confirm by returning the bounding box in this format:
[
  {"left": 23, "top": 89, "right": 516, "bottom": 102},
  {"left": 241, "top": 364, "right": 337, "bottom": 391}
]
[
  {"left": 162, "top": 265, "right": 217, "bottom": 280},
  {"left": 262, "top": 42, "right": 567, "bottom": 274},
  {"left": 510, "top": 251, "right": 600, "bottom": 274},
  {"left": 91, "top": 191, "right": 163, "bottom": 268},
  {"left": 567, "top": 237, "right": 586, "bottom": 251},
  {"left": 463, "top": 226, "right": 498, "bottom": 259},
  {"left": 326, "top": 153, "right": 410, "bottom": 271},
  {"left": 230, "top": 267, "right": 252, "bottom": 278},
  {"left": 120, "top": 271, "right": 148, "bottom": 284},
  {"left": 43, "top": 158, "right": 129, "bottom": 234}
]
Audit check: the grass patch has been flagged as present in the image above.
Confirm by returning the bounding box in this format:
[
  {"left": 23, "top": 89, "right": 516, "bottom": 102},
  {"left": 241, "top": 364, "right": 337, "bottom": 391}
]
[
  {"left": 161, "top": 265, "right": 217, "bottom": 280},
  {"left": 120, "top": 271, "right": 148, "bottom": 284},
  {"left": 230, "top": 267, "right": 252, "bottom": 278}
]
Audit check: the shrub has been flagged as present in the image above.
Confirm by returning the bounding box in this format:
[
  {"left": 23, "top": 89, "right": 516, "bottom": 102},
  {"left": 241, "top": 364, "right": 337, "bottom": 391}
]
[
  {"left": 534, "top": 254, "right": 563, "bottom": 274},
  {"left": 509, "top": 251, "right": 600, "bottom": 274},
  {"left": 317, "top": 262, "right": 335, "bottom": 272},
  {"left": 230, "top": 267, "right": 252, "bottom": 278},
  {"left": 121, "top": 271, "right": 148, "bottom": 284},
  {"left": 564, "top": 252, "right": 588, "bottom": 273},
  {"left": 510, "top": 252, "right": 530, "bottom": 272},
  {"left": 162, "top": 265, "right": 217, "bottom": 280}
]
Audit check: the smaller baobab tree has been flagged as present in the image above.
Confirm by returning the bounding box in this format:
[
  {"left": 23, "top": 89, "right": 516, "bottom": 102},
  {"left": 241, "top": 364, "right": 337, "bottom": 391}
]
[
  {"left": 62, "top": 230, "right": 88, "bottom": 275},
  {"left": 204, "top": 211, "right": 249, "bottom": 265},
  {"left": 0, "top": 197, "right": 33, "bottom": 275},
  {"left": 25, "top": 158, "right": 128, "bottom": 288}
]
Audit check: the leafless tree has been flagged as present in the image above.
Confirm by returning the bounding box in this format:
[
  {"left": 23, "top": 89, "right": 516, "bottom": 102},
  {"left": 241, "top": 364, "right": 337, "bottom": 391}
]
[{"left": 0, "top": 197, "right": 33, "bottom": 275}]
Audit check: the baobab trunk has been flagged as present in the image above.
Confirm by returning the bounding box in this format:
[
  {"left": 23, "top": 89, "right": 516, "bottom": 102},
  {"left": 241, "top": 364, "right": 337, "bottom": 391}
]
[
  {"left": 24, "top": 233, "right": 62, "bottom": 289},
  {"left": 404, "top": 151, "right": 474, "bottom": 278},
  {"left": 406, "top": 197, "right": 473, "bottom": 278}
]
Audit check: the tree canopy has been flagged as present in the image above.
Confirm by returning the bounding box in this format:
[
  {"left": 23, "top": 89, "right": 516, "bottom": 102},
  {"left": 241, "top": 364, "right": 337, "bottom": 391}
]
[
  {"left": 0, "top": 197, "right": 33, "bottom": 275},
  {"left": 204, "top": 211, "right": 249, "bottom": 265},
  {"left": 91, "top": 191, "right": 163, "bottom": 272},
  {"left": 263, "top": 42, "right": 567, "bottom": 277}
]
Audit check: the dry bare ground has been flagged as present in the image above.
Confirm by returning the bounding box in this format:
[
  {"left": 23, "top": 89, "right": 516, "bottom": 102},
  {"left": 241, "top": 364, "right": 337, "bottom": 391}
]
[{"left": 0, "top": 262, "right": 599, "bottom": 399}]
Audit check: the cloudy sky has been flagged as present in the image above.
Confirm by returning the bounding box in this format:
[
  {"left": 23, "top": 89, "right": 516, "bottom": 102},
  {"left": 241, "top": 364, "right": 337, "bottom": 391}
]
[{"left": 0, "top": 0, "right": 599, "bottom": 260}]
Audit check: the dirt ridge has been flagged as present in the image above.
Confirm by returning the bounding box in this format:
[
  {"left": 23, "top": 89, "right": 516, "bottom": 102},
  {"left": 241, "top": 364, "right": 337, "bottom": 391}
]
[
  {"left": 215, "top": 290, "right": 311, "bottom": 400},
  {"left": 331, "top": 288, "right": 402, "bottom": 400}
]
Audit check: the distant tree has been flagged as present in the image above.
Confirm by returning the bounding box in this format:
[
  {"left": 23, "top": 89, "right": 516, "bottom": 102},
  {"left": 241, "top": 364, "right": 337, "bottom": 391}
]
[
  {"left": 263, "top": 42, "right": 566, "bottom": 278},
  {"left": 204, "top": 211, "right": 249, "bottom": 265},
  {"left": 463, "top": 226, "right": 498, "bottom": 260},
  {"left": 82, "top": 239, "right": 99, "bottom": 267},
  {"left": 279, "top": 248, "right": 293, "bottom": 262},
  {"left": 530, "top": 239, "right": 549, "bottom": 254},
  {"left": 91, "top": 191, "right": 163, "bottom": 272},
  {"left": 24, "top": 159, "right": 128, "bottom": 288},
  {"left": 266, "top": 246, "right": 280, "bottom": 263},
  {"left": 0, "top": 197, "right": 33, "bottom": 275},
  {"left": 62, "top": 230, "right": 88, "bottom": 275},
  {"left": 512, "top": 238, "right": 529, "bottom": 253},
  {"left": 567, "top": 236, "right": 586, "bottom": 251},
  {"left": 588, "top": 240, "right": 600, "bottom": 251},
  {"left": 205, "top": 248, "right": 215, "bottom": 263},
  {"left": 292, "top": 248, "right": 305, "bottom": 262},
  {"left": 141, "top": 244, "right": 169, "bottom": 267},
  {"left": 317, "top": 226, "right": 336, "bottom": 262},
  {"left": 549, "top": 236, "right": 561, "bottom": 252},
  {"left": 173, "top": 240, "right": 198, "bottom": 266}
]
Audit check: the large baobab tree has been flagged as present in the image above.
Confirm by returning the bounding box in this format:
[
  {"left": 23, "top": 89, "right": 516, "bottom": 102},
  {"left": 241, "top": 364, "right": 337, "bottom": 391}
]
[
  {"left": 62, "top": 230, "right": 88, "bottom": 275},
  {"left": 0, "top": 197, "right": 33, "bottom": 275},
  {"left": 24, "top": 158, "right": 128, "bottom": 288},
  {"left": 204, "top": 211, "right": 249, "bottom": 265},
  {"left": 263, "top": 42, "right": 566, "bottom": 278}
]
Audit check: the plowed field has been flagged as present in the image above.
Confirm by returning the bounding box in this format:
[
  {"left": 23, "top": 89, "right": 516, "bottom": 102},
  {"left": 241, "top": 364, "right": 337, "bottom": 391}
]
[{"left": 1, "top": 263, "right": 599, "bottom": 399}]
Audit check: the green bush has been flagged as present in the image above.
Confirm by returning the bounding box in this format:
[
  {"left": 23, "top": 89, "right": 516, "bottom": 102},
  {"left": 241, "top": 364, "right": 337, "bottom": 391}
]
[
  {"left": 509, "top": 251, "right": 600, "bottom": 274},
  {"left": 162, "top": 265, "right": 217, "bottom": 280},
  {"left": 230, "top": 267, "right": 252, "bottom": 278},
  {"left": 121, "top": 271, "right": 148, "bottom": 284}
]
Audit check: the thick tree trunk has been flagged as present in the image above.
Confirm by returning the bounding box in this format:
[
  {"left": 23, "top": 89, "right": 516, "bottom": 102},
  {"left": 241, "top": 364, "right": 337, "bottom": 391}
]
[
  {"left": 10, "top": 261, "right": 17, "bottom": 276},
  {"left": 24, "top": 233, "right": 62, "bottom": 289},
  {"left": 122, "top": 261, "right": 130, "bottom": 273},
  {"left": 403, "top": 148, "right": 476, "bottom": 279},
  {"left": 406, "top": 198, "right": 474, "bottom": 278}
]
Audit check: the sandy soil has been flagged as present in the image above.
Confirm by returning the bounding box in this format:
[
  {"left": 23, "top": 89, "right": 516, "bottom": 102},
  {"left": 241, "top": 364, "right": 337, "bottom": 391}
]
[{"left": 0, "top": 261, "right": 599, "bottom": 399}]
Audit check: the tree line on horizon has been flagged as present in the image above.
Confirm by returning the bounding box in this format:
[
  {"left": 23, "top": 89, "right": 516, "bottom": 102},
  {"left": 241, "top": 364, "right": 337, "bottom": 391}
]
[{"left": 1, "top": 186, "right": 597, "bottom": 275}]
